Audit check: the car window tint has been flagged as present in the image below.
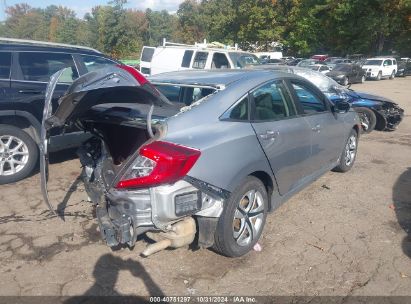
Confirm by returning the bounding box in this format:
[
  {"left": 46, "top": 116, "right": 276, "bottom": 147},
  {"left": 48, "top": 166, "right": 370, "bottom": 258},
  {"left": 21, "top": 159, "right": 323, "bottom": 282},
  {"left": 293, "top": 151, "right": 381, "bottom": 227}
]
[
  {"left": 229, "top": 96, "right": 248, "bottom": 120},
  {"left": 320, "top": 66, "right": 328, "bottom": 71},
  {"left": 193, "top": 51, "right": 208, "bottom": 69},
  {"left": 0, "top": 52, "right": 11, "bottom": 79},
  {"left": 211, "top": 53, "right": 230, "bottom": 69},
  {"left": 181, "top": 50, "right": 194, "bottom": 68},
  {"left": 81, "top": 55, "right": 116, "bottom": 72},
  {"left": 253, "top": 81, "right": 296, "bottom": 121},
  {"left": 292, "top": 83, "right": 326, "bottom": 114},
  {"left": 18, "top": 52, "right": 78, "bottom": 82}
]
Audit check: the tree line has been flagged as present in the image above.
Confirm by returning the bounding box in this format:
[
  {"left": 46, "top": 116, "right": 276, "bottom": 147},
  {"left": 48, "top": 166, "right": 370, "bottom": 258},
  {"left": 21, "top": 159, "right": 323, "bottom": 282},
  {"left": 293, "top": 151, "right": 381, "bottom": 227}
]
[{"left": 0, "top": 0, "right": 409, "bottom": 59}]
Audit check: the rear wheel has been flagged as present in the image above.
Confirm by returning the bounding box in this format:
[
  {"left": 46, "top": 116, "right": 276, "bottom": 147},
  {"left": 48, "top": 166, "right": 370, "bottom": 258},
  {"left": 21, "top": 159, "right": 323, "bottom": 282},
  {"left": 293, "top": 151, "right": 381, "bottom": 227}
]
[
  {"left": 0, "top": 125, "right": 38, "bottom": 184},
  {"left": 355, "top": 107, "right": 376, "bottom": 134},
  {"left": 389, "top": 70, "right": 395, "bottom": 79},
  {"left": 333, "top": 129, "right": 358, "bottom": 173},
  {"left": 213, "top": 176, "right": 268, "bottom": 257}
]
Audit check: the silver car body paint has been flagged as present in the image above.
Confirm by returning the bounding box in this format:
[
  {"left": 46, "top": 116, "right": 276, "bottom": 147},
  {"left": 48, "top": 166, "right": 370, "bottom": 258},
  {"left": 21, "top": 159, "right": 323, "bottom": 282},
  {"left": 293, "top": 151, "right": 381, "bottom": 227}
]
[{"left": 42, "top": 68, "right": 360, "bottom": 248}]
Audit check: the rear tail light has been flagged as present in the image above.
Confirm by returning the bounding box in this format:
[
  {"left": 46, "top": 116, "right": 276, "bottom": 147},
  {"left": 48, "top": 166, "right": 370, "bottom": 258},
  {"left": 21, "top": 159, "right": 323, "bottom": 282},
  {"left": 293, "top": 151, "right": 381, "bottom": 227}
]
[
  {"left": 116, "top": 64, "right": 148, "bottom": 85},
  {"left": 116, "top": 141, "right": 201, "bottom": 189}
]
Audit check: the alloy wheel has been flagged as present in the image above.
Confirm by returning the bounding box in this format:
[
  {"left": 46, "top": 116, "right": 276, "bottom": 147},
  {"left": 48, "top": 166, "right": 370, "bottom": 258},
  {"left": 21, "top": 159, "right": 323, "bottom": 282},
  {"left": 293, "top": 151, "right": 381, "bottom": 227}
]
[
  {"left": 0, "top": 135, "right": 29, "bottom": 176},
  {"left": 232, "top": 189, "right": 265, "bottom": 247},
  {"left": 359, "top": 112, "right": 370, "bottom": 131},
  {"left": 344, "top": 134, "right": 357, "bottom": 166}
]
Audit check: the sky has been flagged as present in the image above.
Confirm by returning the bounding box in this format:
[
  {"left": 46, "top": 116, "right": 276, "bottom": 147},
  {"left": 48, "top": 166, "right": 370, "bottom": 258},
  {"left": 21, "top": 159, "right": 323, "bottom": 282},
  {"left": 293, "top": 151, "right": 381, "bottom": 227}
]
[{"left": 0, "top": 0, "right": 184, "bottom": 21}]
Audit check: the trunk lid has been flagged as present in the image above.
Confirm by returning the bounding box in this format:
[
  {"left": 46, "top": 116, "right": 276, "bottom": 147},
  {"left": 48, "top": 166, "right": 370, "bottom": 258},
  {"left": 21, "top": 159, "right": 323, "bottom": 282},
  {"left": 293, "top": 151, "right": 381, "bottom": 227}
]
[{"left": 40, "top": 65, "right": 174, "bottom": 214}]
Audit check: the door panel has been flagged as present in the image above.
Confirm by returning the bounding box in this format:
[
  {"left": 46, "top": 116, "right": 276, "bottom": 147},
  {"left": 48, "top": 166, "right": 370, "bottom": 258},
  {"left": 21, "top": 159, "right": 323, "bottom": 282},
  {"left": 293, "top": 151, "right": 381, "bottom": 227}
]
[
  {"left": 250, "top": 80, "right": 312, "bottom": 195},
  {"left": 252, "top": 119, "right": 312, "bottom": 195},
  {"left": 289, "top": 81, "right": 344, "bottom": 174}
]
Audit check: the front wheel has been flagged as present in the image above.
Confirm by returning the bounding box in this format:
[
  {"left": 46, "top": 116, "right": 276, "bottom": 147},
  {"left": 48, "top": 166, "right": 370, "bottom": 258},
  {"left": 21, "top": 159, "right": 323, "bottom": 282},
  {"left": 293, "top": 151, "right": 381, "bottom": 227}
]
[
  {"left": 355, "top": 107, "right": 376, "bottom": 134},
  {"left": 342, "top": 76, "right": 349, "bottom": 86},
  {"left": 376, "top": 71, "right": 382, "bottom": 81},
  {"left": 333, "top": 129, "right": 358, "bottom": 173},
  {"left": 213, "top": 176, "right": 268, "bottom": 257},
  {"left": 0, "top": 125, "right": 38, "bottom": 184},
  {"left": 389, "top": 70, "right": 395, "bottom": 79}
]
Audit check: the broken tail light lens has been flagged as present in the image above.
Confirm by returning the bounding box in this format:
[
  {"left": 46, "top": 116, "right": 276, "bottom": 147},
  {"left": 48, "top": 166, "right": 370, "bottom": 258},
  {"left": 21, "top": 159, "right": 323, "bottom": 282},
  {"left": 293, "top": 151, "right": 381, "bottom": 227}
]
[{"left": 116, "top": 141, "right": 201, "bottom": 189}]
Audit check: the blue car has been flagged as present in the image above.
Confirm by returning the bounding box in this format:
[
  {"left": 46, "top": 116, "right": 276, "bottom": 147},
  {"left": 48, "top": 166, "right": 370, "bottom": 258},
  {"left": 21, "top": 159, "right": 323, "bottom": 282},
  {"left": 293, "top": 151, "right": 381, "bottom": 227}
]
[{"left": 252, "top": 65, "right": 404, "bottom": 133}]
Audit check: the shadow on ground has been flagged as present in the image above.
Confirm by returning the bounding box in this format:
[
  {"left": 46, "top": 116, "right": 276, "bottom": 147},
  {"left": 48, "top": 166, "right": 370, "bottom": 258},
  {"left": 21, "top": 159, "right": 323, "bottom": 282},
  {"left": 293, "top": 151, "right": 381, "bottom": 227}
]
[
  {"left": 393, "top": 167, "right": 411, "bottom": 258},
  {"left": 64, "top": 254, "right": 164, "bottom": 303}
]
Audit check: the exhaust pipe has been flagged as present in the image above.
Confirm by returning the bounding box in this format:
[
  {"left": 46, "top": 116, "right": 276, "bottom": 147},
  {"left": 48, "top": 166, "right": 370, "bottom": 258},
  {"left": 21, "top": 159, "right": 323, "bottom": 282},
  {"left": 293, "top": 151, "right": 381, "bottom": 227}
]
[{"left": 141, "top": 217, "right": 196, "bottom": 257}]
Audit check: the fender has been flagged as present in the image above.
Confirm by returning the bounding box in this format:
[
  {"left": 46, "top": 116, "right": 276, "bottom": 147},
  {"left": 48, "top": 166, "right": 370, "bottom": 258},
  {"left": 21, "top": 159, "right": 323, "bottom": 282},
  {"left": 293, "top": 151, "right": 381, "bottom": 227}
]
[{"left": 0, "top": 110, "right": 41, "bottom": 143}]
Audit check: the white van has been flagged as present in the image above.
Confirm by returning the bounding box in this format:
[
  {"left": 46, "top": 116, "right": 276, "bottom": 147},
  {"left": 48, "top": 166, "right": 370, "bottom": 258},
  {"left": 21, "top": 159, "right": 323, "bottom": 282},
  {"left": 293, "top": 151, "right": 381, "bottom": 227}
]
[{"left": 139, "top": 40, "right": 260, "bottom": 76}]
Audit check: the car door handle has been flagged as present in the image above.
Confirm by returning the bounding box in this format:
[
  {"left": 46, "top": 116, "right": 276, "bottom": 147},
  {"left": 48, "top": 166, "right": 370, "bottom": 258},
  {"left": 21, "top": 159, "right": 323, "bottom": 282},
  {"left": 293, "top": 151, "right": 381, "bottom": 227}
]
[
  {"left": 312, "top": 124, "right": 321, "bottom": 132},
  {"left": 259, "top": 130, "right": 279, "bottom": 140},
  {"left": 18, "top": 89, "right": 42, "bottom": 94}
]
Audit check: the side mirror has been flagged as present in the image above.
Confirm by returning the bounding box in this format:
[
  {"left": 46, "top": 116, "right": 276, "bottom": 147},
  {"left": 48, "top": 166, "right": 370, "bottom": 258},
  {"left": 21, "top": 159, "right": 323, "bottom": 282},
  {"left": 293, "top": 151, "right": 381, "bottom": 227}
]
[{"left": 334, "top": 100, "right": 350, "bottom": 113}]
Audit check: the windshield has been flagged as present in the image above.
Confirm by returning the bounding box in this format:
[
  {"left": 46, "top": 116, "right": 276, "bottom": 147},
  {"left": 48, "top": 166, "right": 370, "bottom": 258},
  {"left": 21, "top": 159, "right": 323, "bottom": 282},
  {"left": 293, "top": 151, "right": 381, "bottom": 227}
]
[
  {"left": 309, "top": 66, "right": 320, "bottom": 71},
  {"left": 229, "top": 53, "right": 261, "bottom": 68},
  {"left": 291, "top": 67, "right": 341, "bottom": 92},
  {"left": 332, "top": 65, "right": 351, "bottom": 72},
  {"left": 325, "top": 58, "right": 342, "bottom": 63},
  {"left": 365, "top": 59, "right": 383, "bottom": 66},
  {"left": 298, "top": 60, "right": 317, "bottom": 67}
]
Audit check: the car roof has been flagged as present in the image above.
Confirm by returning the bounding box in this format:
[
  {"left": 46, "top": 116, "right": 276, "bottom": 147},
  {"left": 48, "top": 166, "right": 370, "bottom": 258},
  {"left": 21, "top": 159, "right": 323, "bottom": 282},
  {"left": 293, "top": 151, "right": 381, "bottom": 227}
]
[
  {"left": 367, "top": 57, "right": 395, "bottom": 60},
  {"left": 0, "top": 37, "right": 102, "bottom": 55},
  {"left": 148, "top": 69, "right": 284, "bottom": 87}
]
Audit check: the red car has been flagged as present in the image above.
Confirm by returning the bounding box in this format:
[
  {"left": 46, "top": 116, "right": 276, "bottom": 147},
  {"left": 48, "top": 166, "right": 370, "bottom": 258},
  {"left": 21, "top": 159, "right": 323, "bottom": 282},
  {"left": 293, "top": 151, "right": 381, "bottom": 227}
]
[{"left": 311, "top": 54, "right": 328, "bottom": 61}]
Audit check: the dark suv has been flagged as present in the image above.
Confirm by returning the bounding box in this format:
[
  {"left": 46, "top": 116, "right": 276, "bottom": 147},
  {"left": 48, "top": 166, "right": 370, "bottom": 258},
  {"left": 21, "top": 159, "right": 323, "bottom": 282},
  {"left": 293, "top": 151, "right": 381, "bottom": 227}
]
[{"left": 0, "top": 38, "right": 118, "bottom": 184}]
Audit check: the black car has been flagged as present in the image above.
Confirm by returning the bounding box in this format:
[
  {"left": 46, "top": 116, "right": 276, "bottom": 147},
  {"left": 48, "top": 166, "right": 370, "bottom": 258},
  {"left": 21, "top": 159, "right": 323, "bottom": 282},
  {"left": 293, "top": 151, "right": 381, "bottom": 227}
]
[
  {"left": 396, "top": 58, "right": 410, "bottom": 77},
  {"left": 0, "top": 38, "right": 119, "bottom": 184},
  {"left": 326, "top": 63, "right": 366, "bottom": 85}
]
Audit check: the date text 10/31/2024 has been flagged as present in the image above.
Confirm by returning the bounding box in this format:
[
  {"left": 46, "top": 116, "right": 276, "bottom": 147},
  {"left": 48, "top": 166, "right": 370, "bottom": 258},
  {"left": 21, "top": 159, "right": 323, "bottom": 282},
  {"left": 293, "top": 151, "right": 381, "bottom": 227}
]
[{"left": 149, "top": 296, "right": 257, "bottom": 303}]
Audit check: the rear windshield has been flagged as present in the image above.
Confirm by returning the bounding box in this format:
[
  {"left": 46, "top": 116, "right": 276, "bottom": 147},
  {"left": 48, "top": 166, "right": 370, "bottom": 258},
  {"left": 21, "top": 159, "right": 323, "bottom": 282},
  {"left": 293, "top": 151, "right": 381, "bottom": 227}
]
[
  {"left": 365, "top": 59, "right": 383, "bottom": 66},
  {"left": 141, "top": 47, "right": 155, "bottom": 62},
  {"left": 155, "top": 84, "right": 216, "bottom": 107}
]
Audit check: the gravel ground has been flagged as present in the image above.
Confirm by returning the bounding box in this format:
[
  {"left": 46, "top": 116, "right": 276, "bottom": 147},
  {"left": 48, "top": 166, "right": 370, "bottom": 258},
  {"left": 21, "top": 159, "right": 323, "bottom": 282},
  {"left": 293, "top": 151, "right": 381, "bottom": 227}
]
[{"left": 0, "top": 77, "right": 410, "bottom": 298}]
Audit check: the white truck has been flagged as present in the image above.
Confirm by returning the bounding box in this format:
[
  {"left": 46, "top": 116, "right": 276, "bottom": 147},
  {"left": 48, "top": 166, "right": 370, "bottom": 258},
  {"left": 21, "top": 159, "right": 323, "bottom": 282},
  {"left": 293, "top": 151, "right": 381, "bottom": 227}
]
[{"left": 139, "top": 39, "right": 260, "bottom": 76}]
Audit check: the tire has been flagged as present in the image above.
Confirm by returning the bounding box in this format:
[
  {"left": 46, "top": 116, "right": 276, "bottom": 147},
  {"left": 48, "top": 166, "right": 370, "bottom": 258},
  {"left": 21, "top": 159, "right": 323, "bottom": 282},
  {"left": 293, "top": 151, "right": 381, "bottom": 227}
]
[
  {"left": 0, "top": 125, "right": 38, "bottom": 184},
  {"left": 333, "top": 129, "right": 358, "bottom": 173},
  {"left": 342, "top": 76, "right": 349, "bottom": 86},
  {"left": 213, "top": 176, "right": 268, "bottom": 257},
  {"left": 360, "top": 75, "right": 366, "bottom": 83},
  {"left": 389, "top": 70, "right": 395, "bottom": 79},
  {"left": 376, "top": 71, "right": 382, "bottom": 81},
  {"left": 355, "top": 107, "right": 376, "bottom": 134}
]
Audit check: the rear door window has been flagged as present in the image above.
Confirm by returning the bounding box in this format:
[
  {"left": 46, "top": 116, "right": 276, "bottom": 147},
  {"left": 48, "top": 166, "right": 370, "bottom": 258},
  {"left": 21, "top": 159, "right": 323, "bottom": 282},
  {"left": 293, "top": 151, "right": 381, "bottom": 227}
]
[
  {"left": 252, "top": 81, "right": 296, "bottom": 121},
  {"left": 0, "top": 52, "right": 11, "bottom": 79},
  {"left": 80, "top": 55, "right": 116, "bottom": 73},
  {"left": 181, "top": 50, "right": 194, "bottom": 68},
  {"left": 291, "top": 82, "right": 326, "bottom": 114},
  {"left": 193, "top": 52, "right": 208, "bottom": 69},
  {"left": 17, "top": 52, "right": 78, "bottom": 83}
]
